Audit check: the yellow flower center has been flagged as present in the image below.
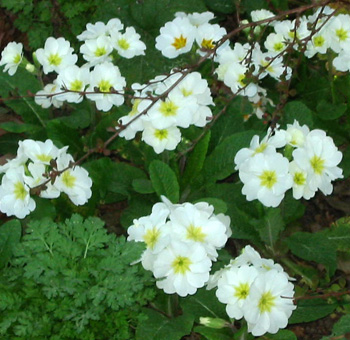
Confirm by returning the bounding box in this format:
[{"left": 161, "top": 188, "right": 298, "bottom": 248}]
[
  {"left": 13, "top": 53, "right": 21, "bottom": 64},
  {"left": 336, "top": 28, "right": 348, "bottom": 41},
  {"left": 238, "top": 74, "right": 246, "bottom": 87},
  {"left": 37, "top": 154, "right": 52, "bottom": 162},
  {"left": 48, "top": 53, "right": 62, "bottom": 66},
  {"left": 70, "top": 79, "right": 83, "bottom": 91},
  {"left": 159, "top": 100, "right": 178, "bottom": 117},
  {"left": 118, "top": 38, "right": 130, "bottom": 50},
  {"left": 258, "top": 291, "right": 276, "bottom": 313},
  {"left": 61, "top": 170, "right": 76, "bottom": 188},
  {"left": 172, "top": 256, "right": 192, "bottom": 274},
  {"left": 94, "top": 47, "right": 107, "bottom": 57},
  {"left": 253, "top": 143, "right": 268, "bottom": 155},
  {"left": 313, "top": 36, "right": 325, "bottom": 47},
  {"left": 181, "top": 88, "right": 193, "bottom": 97},
  {"left": 310, "top": 155, "right": 325, "bottom": 175},
  {"left": 186, "top": 224, "right": 206, "bottom": 242},
  {"left": 172, "top": 35, "right": 187, "bottom": 50},
  {"left": 234, "top": 282, "right": 250, "bottom": 300},
  {"left": 273, "top": 42, "right": 285, "bottom": 52},
  {"left": 259, "top": 170, "right": 277, "bottom": 189},
  {"left": 154, "top": 129, "right": 168, "bottom": 140},
  {"left": 14, "top": 181, "right": 27, "bottom": 200},
  {"left": 201, "top": 38, "right": 215, "bottom": 49},
  {"left": 143, "top": 227, "right": 160, "bottom": 250},
  {"left": 98, "top": 79, "right": 112, "bottom": 93},
  {"left": 293, "top": 172, "right": 306, "bottom": 185},
  {"left": 129, "top": 99, "right": 141, "bottom": 116}
]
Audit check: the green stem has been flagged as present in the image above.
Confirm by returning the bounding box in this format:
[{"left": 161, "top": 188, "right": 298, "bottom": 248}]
[{"left": 327, "top": 52, "right": 336, "bottom": 104}]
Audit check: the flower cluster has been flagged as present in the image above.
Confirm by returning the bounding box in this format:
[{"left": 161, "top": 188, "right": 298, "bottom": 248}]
[
  {"left": 127, "top": 196, "right": 231, "bottom": 297},
  {"left": 0, "top": 139, "right": 92, "bottom": 219},
  {"left": 209, "top": 245, "right": 296, "bottom": 337},
  {"left": 234, "top": 120, "right": 343, "bottom": 207},
  {"left": 118, "top": 70, "right": 214, "bottom": 153},
  {"left": 156, "top": 11, "right": 227, "bottom": 59}
]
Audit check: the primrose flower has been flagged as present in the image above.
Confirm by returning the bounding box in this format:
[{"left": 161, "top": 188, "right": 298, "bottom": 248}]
[
  {"left": 155, "top": 17, "right": 196, "bottom": 58},
  {"left": 251, "top": 9, "right": 275, "bottom": 25},
  {"left": 0, "top": 166, "right": 36, "bottom": 219},
  {"left": 86, "top": 62, "right": 126, "bottom": 111},
  {"left": 195, "top": 23, "right": 227, "bottom": 56},
  {"left": 264, "top": 33, "right": 287, "bottom": 56},
  {"left": 239, "top": 152, "right": 293, "bottom": 207},
  {"left": 0, "top": 41, "right": 23, "bottom": 76},
  {"left": 80, "top": 35, "right": 113, "bottom": 66},
  {"left": 19, "top": 139, "right": 59, "bottom": 165},
  {"left": 111, "top": 26, "right": 146, "bottom": 58},
  {"left": 244, "top": 270, "right": 296, "bottom": 336},
  {"left": 35, "top": 81, "right": 64, "bottom": 109},
  {"left": 36, "top": 37, "right": 77, "bottom": 74},
  {"left": 153, "top": 241, "right": 212, "bottom": 297}
]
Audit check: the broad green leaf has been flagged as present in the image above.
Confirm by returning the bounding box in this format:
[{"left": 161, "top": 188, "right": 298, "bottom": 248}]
[
  {"left": 181, "top": 288, "right": 228, "bottom": 321},
  {"left": 0, "top": 68, "right": 49, "bottom": 126},
  {"left": 258, "top": 330, "right": 297, "bottom": 340},
  {"left": 241, "top": 0, "right": 268, "bottom": 13},
  {"left": 136, "top": 308, "right": 194, "bottom": 340},
  {"left": 203, "top": 130, "right": 256, "bottom": 183},
  {"left": 289, "top": 298, "right": 338, "bottom": 324},
  {"left": 316, "top": 100, "right": 347, "bottom": 120},
  {"left": 194, "top": 326, "right": 234, "bottom": 340},
  {"left": 132, "top": 179, "right": 155, "bottom": 194},
  {"left": 0, "top": 133, "right": 22, "bottom": 154},
  {"left": 285, "top": 232, "right": 337, "bottom": 276},
  {"left": 321, "top": 314, "right": 350, "bottom": 340},
  {"left": 340, "top": 147, "right": 350, "bottom": 178},
  {"left": 324, "top": 219, "right": 350, "bottom": 252},
  {"left": 251, "top": 208, "right": 285, "bottom": 247},
  {"left": 60, "top": 109, "right": 92, "bottom": 129},
  {"left": 282, "top": 101, "right": 314, "bottom": 128},
  {"left": 29, "top": 197, "right": 56, "bottom": 221},
  {"left": 182, "top": 131, "right": 211, "bottom": 189},
  {"left": 149, "top": 160, "right": 180, "bottom": 203},
  {"left": 0, "top": 220, "right": 21, "bottom": 268},
  {"left": 120, "top": 196, "right": 154, "bottom": 229},
  {"left": 0, "top": 122, "right": 41, "bottom": 134},
  {"left": 279, "top": 192, "right": 305, "bottom": 224},
  {"left": 204, "top": 0, "right": 235, "bottom": 14}
]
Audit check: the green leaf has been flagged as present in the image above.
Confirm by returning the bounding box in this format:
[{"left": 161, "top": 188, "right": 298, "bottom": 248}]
[
  {"left": 136, "top": 308, "right": 194, "bottom": 340},
  {"left": 282, "top": 101, "right": 314, "bottom": 128},
  {"left": 0, "top": 133, "right": 22, "bottom": 154},
  {"left": 203, "top": 130, "right": 256, "bottom": 183},
  {"left": 258, "top": 329, "right": 297, "bottom": 340},
  {"left": 324, "top": 219, "right": 350, "bottom": 252},
  {"left": 182, "top": 131, "right": 211, "bottom": 189},
  {"left": 0, "top": 68, "right": 49, "bottom": 126},
  {"left": 251, "top": 208, "right": 285, "bottom": 247},
  {"left": 0, "top": 220, "right": 21, "bottom": 268},
  {"left": 285, "top": 232, "right": 337, "bottom": 276},
  {"left": 132, "top": 179, "right": 155, "bottom": 194},
  {"left": 0, "top": 122, "right": 41, "bottom": 134},
  {"left": 60, "top": 109, "right": 92, "bottom": 129},
  {"left": 204, "top": 0, "right": 235, "bottom": 14},
  {"left": 340, "top": 147, "right": 350, "bottom": 178},
  {"left": 289, "top": 298, "right": 338, "bottom": 324},
  {"left": 194, "top": 326, "right": 233, "bottom": 340},
  {"left": 149, "top": 160, "right": 180, "bottom": 203},
  {"left": 321, "top": 314, "right": 350, "bottom": 340},
  {"left": 120, "top": 196, "right": 154, "bottom": 229},
  {"left": 316, "top": 100, "right": 347, "bottom": 120}
]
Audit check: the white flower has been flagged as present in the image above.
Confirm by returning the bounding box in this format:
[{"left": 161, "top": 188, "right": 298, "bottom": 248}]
[
  {"left": 77, "top": 21, "right": 108, "bottom": 41},
  {"left": 56, "top": 65, "right": 90, "bottom": 103},
  {"left": 292, "top": 130, "right": 343, "bottom": 195},
  {"left": 0, "top": 166, "right": 36, "bottom": 219},
  {"left": 289, "top": 161, "right": 315, "bottom": 200},
  {"left": 251, "top": 9, "right": 275, "bottom": 25},
  {"left": 155, "top": 17, "right": 196, "bottom": 58},
  {"left": 35, "top": 81, "right": 64, "bottom": 108},
  {"left": 244, "top": 270, "right": 296, "bottom": 336},
  {"left": 176, "top": 11, "right": 215, "bottom": 27},
  {"left": 153, "top": 241, "right": 212, "bottom": 297},
  {"left": 141, "top": 123, "right": 181, "bottom": 154},
  {"left": 216, "top": 265, "right": 259, "bottom": 319},
  {"left": 264, "top": 33, "right": 287, "bottom": 55},
  {"left": 0, "top": 42, "right": 23, "bottom": 76},
  {"left": 285, "top": 120, "right": 309, "bottom": 147},
  {"left": 239, "top": 152, "right": 293, "bottom": 207},
  {"left": 305, "top": 29, "right": 331, "bottom": 58},
  {"left": 54, "top": 152, "right": 92, "bottom": 206},
  {"left": 196, "top": 23, "right": 227, "bottom": 56},
  {"left": 20, "top": 139, "right": 59, "bottom": 165},
  {"left": 333, "top": 46, "right": 350, "bottom": 72},
  {"left": 328, "top": 14, "right": 350, "bottom": 53},
  {"left": 80, "top": 35, "right": 113, "bottom": 66},
  {"left": 169, "top": 203, "right": 229, "bottom": 260},
  {"left": 111, "top": 26, "right": 146, "bottom": 58},
  {"left": 86, "top": 62, "right": 126, "bottom": 111},
  {"left": 36, "top": 37, "right": 77, "bottom": 74}
]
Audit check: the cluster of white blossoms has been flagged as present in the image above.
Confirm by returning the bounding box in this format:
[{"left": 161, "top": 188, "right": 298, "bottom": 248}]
[
  {"left": 118, "top": 70, "right": 214, "bottom": 153},
  {"left": 0, "top": 139, "right": 92, "bottom": 219},
  {"left": 127, "top": 196, "right": 231, "bottom": 297},
  {"left": 208, "top": 245, "right": 296, "bottom": 336},
  {"left": 234, "top": 120, "right": 343, "bottom": 207}
]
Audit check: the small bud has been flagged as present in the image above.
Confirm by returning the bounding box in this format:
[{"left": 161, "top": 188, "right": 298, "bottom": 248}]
[
  {"left": 199, "top": 317, "right": 228, "bottom": 329},
  {"left": 25, "top": 63, "right": 35, "bottom": 73}
]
